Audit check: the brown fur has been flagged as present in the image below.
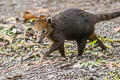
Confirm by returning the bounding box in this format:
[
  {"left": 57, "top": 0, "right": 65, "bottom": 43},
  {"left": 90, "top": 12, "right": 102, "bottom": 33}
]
[{"left": 34, "top": 15, "right": 54, "bottom": 42}]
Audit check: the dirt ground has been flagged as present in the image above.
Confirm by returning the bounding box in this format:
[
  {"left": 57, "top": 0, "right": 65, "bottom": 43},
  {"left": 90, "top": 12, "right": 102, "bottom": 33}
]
[{"left": 0, "top": 0, "right": 120, "bottom": 80}]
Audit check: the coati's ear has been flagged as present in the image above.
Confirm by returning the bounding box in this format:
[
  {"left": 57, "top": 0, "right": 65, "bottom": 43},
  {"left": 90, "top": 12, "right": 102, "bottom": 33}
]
[
  {"left": 46, "top": 17, "right": 52, "bottom": 24},
  {"left": 47, "top": 17, "right": 56, "bottom": 28},
  {"left": 38, "top": 15, "right": 47, "bottom": 20},
  {"left": 24, "top": 11, "right": 31, "bottom": 14}
]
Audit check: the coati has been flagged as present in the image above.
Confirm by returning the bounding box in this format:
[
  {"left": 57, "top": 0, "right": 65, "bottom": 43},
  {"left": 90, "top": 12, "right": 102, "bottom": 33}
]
[
  {"left": 34, "top": 8, "right": 120, "bottom": 58},
  {"left": 22, "top": 11, "right": 52, "bottom": 42}
]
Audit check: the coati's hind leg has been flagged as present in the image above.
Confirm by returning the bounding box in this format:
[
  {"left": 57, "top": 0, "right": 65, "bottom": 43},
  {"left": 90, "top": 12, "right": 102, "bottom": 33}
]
[
  {"left": 58, "top": 45, "right": 66, "bottom": 58},
  {"left": 76, "top": 38, "right": 87, "bottom": 57},
  {"left": 89, "top": 32, "right": 106, "bottom": 50}
]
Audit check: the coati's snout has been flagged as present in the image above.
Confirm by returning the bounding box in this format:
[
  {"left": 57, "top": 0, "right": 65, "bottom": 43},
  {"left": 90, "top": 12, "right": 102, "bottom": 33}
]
[{"left": 34, "top": 15, "right": 52, "bottom": 43}]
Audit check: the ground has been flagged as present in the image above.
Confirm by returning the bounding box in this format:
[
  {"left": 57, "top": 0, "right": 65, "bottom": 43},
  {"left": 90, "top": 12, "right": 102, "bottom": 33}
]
[{"left": 0, "top": 0, "right": 120, "bottom": 80}]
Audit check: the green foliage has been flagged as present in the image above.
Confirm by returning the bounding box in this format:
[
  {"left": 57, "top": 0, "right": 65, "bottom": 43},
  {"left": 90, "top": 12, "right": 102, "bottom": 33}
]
[
  {"left": 0, "top": 27, "right": 17, "bottom": 37},
  {"left": 74, "top": 60, "right": 100, "bottom": 68},
  {"left": 108, "top": 72, "right": 120, "bottom": 80},
  {"left": 11, "top": 28, "right": 17, "bottom": 34},
  {"left": 74, "top": 59, "right": 107, "bottom": 69},
  {"left": 66, "top": 49, "right": 77, "bottom": 54},
  {"left": 96, "top": 59, "right": 107, "bottom": 63},
  {"left": 82, "top": 61, "right": 100, "bottom": 68},
  {"left": 27, "top": 18, "right": 35, "bottom": 23},
  {"left": 24, "top": 18, "right": 35, "bottom": 31},
  {"left": 99, "top": 36, "right": 120, "bottom": 43},
  {"left": 89, "top": 40, "right": 97, "bottom": 46}
]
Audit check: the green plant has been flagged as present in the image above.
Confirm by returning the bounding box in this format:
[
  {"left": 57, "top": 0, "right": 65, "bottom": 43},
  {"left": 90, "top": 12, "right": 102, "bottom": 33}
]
[
  {"left": 108, "top": 72, "right": 120, "bottom": 80},
  {"left": 88, "top": 40, "right": 97, "bottom": 47}
]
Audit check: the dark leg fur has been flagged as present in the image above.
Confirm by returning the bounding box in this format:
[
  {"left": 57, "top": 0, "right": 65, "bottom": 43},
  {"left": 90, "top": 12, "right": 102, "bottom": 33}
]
[
  {"left": 76, "top": 38, "right": 87, "bottom": 57},
  {"left": 58, "top": 45, "right": 65, "bottom": 57},
  {"left": 89, "top": 32, "right": 106, "bottom": 50},
  {"left": 44, "top": 42, "right": 64, "bottom": 57},
  {"left": 44, "top": 34, "right": 65, "bottom": 57},
  {"left": 96, "top": 38, "right": 106, "bottom": 50}
]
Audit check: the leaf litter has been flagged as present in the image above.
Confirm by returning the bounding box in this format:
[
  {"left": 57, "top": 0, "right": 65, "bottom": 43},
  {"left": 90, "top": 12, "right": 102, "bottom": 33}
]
[{"left": 0, "top": 0, "right": 120, "bottom": 80}]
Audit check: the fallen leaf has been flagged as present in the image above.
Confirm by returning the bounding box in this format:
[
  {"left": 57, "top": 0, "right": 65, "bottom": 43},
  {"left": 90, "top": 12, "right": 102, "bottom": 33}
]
[
  {"left": 97, "top": 52, "right": 103, "bottom": 57},
  {"left": 0, "top": 34, "right": 13, "bottom": 43},
  {"left": 106, "top": 61, "right": 113, "bottom": 68},
  {"left": 113, "top": 27, "right": 120, "bottom": 33},
  {"left": 32, "top": 8, "right": 49, "bottom": 13},
  {"left": 0, "top": 42, "right": 6, "bottom": 46},
  {"left": 105, "top": 61, "right": 120, "bottom": 69},
  {"left": 6, "top": 74, "right": 23, "bottom": 80}
]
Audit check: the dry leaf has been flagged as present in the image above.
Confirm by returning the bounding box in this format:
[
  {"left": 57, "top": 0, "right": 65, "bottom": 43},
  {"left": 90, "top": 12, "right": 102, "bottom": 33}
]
[
  {"left": 0, "top": 34, "right": 13, "bottom": 43},
  {"left": 105, "top": 61, "right": 120, "bottom": 69},
  {"left": 23, "top": 11, "right": 37, "bottom": 22},
  {"left": 31, "top": 8, "right": 49, "bottom": 13},
  {"left": 113, "top": 27, "right": 120, "bottom": 33},
  {"left": 6, "top": 74, "right": 23, "bottom": 80},
  {"left": 0, "top": 42, "right": 6, "bottom": 46},
  {"left": 106, "top": 61, "right": 114, "bottom": 68},
  {"left": 97, "top": 52, "right": 103, "bottom": 57}
]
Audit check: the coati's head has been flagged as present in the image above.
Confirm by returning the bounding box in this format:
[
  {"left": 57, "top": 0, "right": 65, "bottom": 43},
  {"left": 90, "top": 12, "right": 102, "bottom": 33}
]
[
  {"left": 34, "top": 15, "right": 52, "bottom": 42},
  {"left": 23, "top": 11, "right": 37, "bottom": 23}
]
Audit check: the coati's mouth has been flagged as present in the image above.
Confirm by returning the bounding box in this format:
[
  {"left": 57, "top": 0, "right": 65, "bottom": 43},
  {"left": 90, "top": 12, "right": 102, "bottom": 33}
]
[
  {"left": 39, "top": 34, "right": 45, "bottom": 43},
  {"left": 39, "top": 29, "right": 47, "bottom": 43}
]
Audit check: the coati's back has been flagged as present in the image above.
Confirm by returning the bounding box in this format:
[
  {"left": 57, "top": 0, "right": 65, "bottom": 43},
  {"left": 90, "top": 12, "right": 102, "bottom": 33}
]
[
  {"left": 52, "top": 8, "right": 96, "bottom": 40},
  {"left": 51, "top": 8, "right": 120, "bottom": 40}
]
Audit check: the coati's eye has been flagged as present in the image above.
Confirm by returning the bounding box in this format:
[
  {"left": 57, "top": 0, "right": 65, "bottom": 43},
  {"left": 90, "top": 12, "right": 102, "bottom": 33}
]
[
  {"left": 35, "top": 19, "right": 45, "bottom": 24},
  {"left": 35, "top": 19, "right": 40, "bottom": 23},
  {"left": 42, "top": 29, "right": 47, "bottom": 34}
]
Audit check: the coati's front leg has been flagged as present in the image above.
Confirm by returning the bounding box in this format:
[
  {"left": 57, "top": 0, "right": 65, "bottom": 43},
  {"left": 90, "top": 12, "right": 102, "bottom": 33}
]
[
  {"left": 58, "top": 45, "right": 65, "bottom": 58},
  {"left": 76, "top": 38, "right": 87, "bottom": 57},
  {"left": 44, "top": 33, "right": 65, "bottom": 57},
  {"left": 89, "top": 32, "right": 106, "bottom": 50}
]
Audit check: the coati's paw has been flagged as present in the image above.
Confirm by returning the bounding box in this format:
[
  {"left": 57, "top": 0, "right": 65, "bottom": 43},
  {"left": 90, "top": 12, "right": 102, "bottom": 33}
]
[
  {"left": 102, "top": 46, "right": 107, "bottom": 50},
  {"left": 77, "top": 54, "right": 83, "bottom": 60},
  {"left": 43, "top": 52, "right": 50, "bottom": 58}
]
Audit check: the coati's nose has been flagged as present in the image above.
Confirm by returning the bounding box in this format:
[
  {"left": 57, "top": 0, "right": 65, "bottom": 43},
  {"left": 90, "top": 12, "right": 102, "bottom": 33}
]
[
  {"left": 36, "top": 29, "right": 46, "bottom": 43},
  {"left": 31, "top": 21, "right": 35, "bottom": 26}
]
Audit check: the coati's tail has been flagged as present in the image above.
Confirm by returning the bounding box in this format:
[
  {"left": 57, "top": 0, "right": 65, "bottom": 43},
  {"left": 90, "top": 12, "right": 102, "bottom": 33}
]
[{"left": 95, "top": 11, "right": 120, "bottom": 23}]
